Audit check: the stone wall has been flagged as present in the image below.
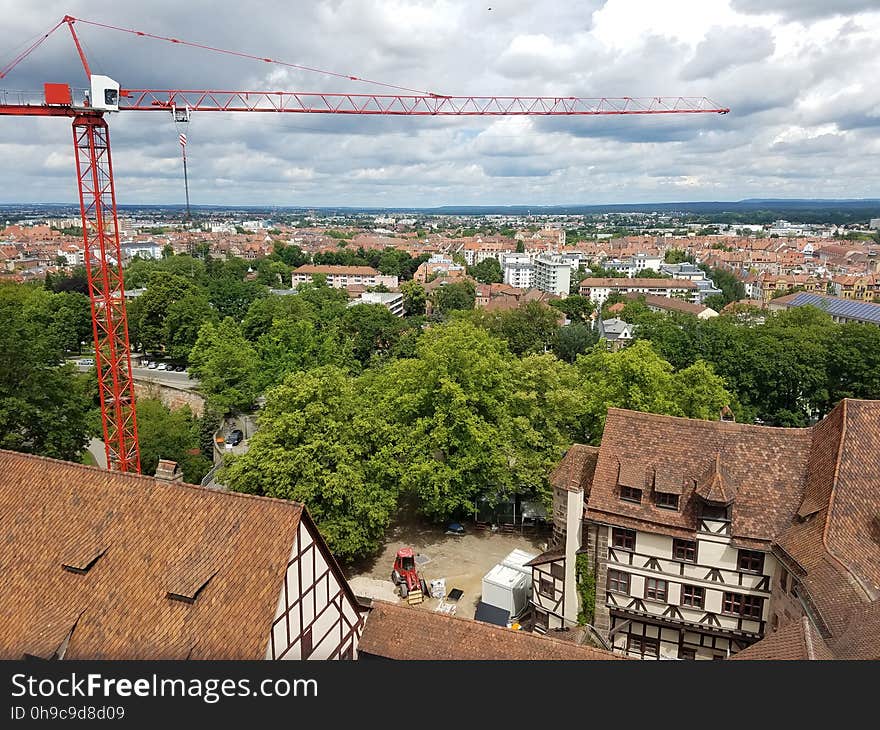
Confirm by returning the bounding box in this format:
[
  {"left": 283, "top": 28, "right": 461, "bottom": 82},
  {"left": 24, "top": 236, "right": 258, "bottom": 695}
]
[
  {"left": 133, "top": 380, "right": 205, "bottom": 417},
  {"left": 583, "top": 521, "right": 611, "bottom": 636}
]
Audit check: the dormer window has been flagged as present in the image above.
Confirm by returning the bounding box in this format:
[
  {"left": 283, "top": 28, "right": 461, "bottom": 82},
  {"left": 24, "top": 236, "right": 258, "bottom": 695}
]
[
  {"left": 620, "top": 485, "right": 642, "bottom": 503},
  {"left": 655, "top": 492, "right": 679, "bottom": 510},
  {"left": 617, "top": 460, "right": 646, "bottom": 503},
  {"left": 699, "top": 503, "right": 730, "bottom": 522},
  {"left": 653, "top": 467, "right": 683, "bottom": 511}
]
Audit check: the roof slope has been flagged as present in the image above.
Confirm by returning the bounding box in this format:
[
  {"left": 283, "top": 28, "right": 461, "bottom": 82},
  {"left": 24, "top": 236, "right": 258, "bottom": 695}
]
[
  {"left": 585, "top": 408, "right": 813, "bottom": 545},
  {"left": 730, "top": 617, "right": 835, "bottom": 661},
  {"left": 549, "top": 444, "right": 599, "bottom": 494},
  {"left": 358, "top": 601, "right": 620, "bottom": 660},
  {"left": 0, "top": 450, "right": 303, "bottom": 660},
  {"left": 776, "top": 400, "right": 880, "bottom": 636}
]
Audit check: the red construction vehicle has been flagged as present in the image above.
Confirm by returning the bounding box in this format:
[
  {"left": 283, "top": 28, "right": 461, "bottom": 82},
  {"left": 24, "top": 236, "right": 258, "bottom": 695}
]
[{"left": 391, "top": 548, "right": 429, "bottom": 604}]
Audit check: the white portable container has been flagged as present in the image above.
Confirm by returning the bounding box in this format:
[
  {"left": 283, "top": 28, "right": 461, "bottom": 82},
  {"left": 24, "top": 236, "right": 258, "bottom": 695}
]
[{"left": 480, "top": 549, "right": 537, "bottom": 618}]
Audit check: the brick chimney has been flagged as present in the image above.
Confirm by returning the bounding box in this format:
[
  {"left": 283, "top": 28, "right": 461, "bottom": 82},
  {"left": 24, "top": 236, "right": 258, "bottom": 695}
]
[{"left": 154, "top": 459, "right": 183, "bottom": 483}]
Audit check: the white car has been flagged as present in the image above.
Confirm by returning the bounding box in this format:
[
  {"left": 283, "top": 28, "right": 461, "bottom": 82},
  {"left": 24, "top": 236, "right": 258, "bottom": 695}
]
[
  {"left": 77, "top": 358, "right": 95, "bottom": 366},
  {"left": 156, "top": 363, "right": 167, "bottom": 371}
]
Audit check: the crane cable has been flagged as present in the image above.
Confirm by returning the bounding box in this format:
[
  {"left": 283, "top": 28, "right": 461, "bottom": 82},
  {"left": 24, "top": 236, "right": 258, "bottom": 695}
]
[{"left": 67, "top": 16, "right": 445, "bottom": 97}]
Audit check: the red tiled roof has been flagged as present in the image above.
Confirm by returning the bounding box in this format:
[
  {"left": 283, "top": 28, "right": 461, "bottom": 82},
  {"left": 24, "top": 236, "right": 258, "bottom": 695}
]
[
  {"left": 0, "top": 449, "right": 308, "bottom": 659},
  {"left": 549, "top": 445, "right": 600, "bottom": 494},
  {"left": 731, "top": 617, "right": 834, "bottom": 660},
  {"left": 358, "top": 601, "right": 620, "bottom": 660},
  {"left": 585, "top": 408, "right": 813, "bottom": 546},
  {"left": 293, "top": 265, "right": 381, "bottom": 276}
]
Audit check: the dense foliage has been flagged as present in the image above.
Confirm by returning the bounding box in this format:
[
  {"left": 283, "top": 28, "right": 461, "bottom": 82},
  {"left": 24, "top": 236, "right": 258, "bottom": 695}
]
[
  {"left": 136, "top": 397, "right": 213, "bottom": 484},
  {"left": 0, "top": 284, "right": 98, "bottom": 460}
]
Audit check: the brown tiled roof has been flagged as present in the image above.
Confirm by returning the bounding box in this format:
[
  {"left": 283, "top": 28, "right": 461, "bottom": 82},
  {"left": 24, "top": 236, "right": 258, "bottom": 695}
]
[
  {"left": 587, "top": 400, "right": 880, "bottom": 652},
  {"left": 731, "top": 617, "right": 834, "bottom": 660},
  {"left": 358, "top": 601, "right": 620, "bottom": 660},
  {"left": 775, "top": 400, "right": 880, "bottom": 637},
  {"left": 830, "top": 599, "right": 880, "bottom": 660},
  {"left": 549, "top": 444, "right": 599, "bottom": 494},
  {"left": 693, "top": 453, "right": 737, "bottom": 505},
  {"left": 0, "top": 449, "right": 306, "bottom": 659},
  {"left": 524, "top": 548, "right": 566, "bottom": 567},
  {"left": 585, "top": 408, "right": 814, "bottom": 545},
  {"left": 293, "top": 264, "right": 380, "bottom": 276}
]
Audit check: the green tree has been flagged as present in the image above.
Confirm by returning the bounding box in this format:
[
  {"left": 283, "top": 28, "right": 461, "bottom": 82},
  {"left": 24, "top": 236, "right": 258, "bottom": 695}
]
[
  {"left": 255, "top": 258, "right": 292, "bottom": 287},
  {"left": 400, "top": 280, "right": 427, "bottom": 316},
  {"left": 188, "top": 318, "right": 261, "bottom": 413},
  {"left": 272, "top": 241, "right": 308, "bottom": 268},
  {"left": 0, "top": 284, "right": 97, "bottom": 461},
  {"left": 574, "top": 340, "right": 731, "bottom": 443},
  {"left": 472, "top": 301, "right": 561, "bottom": 356},
  {"left": 338, "top": 303, "right": 404, "bottom": 366},
  {"left": 206, "top": 276, "right": 268, "bottom": 321},
  {"left": 50, "top": 291, "right": 92, "bottom": 354},
  {"left": 136, "top": 398, "right": 212, "bottom": 483},
  {"left": 469, "top": 257, "right": 503, "bottom": 284},
  {"left": 164, "top": 293, "right": 215, "bottom": 363},
  {"left": 553, "top": 323, "right": 599, "bottom": 363},
  {"left": 136, "top": 272, "right": 199, "bottom": 353},
  {"left": 431, "top": 280, "right": 476, "bottom": 314},
  {"left": 664, "top": 249, "right": 694, "bottom": 264},
  {"left": 241, "top": 293, "right": 314, "bottom": 341},
  {"left": 377, "top": 248, "right": 413, "bottom": 278},
  {"left": 222, "top": 366, "right": 400, "bottom": 560},
  {"left": 703, "top": 293, "right": 727, "bottom": 312},
  {"left": 576, "top": 553, "right": 596, "bottom": 626},
  {"left": 549, "top": 294, "right": 594, "bottom": 324}
]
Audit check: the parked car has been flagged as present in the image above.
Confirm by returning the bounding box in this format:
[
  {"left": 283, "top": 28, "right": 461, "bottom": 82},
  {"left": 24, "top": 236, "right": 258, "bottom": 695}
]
[
  {"left": 174, "top": 365, "right": 185, "bottom": 372},
  {"left": 76, "top": 358, "right": 95, "bottom": 367},
  {"left": 147, "top": 361, "right": 159, "bottom": 369},
  {"left": 156, "top": 363, "right": 167, "bottom": 371},
  {"left": 228, "top": 429, "right": 244, "bottom": 446}
]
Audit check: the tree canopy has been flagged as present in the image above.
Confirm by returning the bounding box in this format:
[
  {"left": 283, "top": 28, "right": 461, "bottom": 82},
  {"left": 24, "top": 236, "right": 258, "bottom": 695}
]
[{"left": 0, "top": 284, "right": 98, "bottom": 461}]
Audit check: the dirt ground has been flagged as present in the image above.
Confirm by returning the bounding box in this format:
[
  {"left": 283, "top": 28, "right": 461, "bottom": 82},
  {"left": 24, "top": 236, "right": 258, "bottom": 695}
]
[{"left": 346, "top": 520, "right": 551, "bottom": 619}]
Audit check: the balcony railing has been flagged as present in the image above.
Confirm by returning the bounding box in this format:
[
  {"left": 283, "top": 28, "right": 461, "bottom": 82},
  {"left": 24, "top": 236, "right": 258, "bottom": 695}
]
[{"left": 606, "top": 547, "right": 770, "bottom": 592}]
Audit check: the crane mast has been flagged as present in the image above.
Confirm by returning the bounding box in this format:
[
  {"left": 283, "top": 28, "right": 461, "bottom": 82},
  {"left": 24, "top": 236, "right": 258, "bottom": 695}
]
[{"left": 0, "top": 15, "right": 729, "bottom": 474}]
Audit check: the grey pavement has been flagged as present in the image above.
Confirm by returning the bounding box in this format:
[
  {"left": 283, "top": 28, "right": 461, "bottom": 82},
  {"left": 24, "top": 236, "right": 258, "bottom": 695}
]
[{"left": 74, "top": 362, "right": 199, "bottom": 389}]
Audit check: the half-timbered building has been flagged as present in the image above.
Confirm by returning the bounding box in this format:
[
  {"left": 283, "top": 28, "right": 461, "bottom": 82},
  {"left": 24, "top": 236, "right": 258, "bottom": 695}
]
[
  {"left": 540, "top": 399, "right": 880, "bottom": 660},
  {"left": 0, "top": 449, "right": 365, "bottom": 660}
]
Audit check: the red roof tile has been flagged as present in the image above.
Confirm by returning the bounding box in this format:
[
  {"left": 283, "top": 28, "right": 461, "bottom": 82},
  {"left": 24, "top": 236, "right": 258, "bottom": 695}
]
[
  {"left": 359, "top": 601, "right": 620, "bottom": 660},
  {"left": 0, "top": 449, "right": 307, "bottom": 659}
]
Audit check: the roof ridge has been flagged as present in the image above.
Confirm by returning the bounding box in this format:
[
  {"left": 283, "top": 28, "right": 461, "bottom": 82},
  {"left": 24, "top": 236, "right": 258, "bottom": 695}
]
[
  {"left": 604, "top": 408, "right": 815, "bottom": 434},
  {"left": 802, "top": 616, "right": 816, "bottom": 660},
  {"left": 0, "top": 449, "right": 304, "bottom": 512}
]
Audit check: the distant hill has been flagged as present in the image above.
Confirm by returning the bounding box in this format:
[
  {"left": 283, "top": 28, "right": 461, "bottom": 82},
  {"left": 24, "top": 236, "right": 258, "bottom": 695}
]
[{"left": 4, "top": 199, "right": 880, "bottom": 224}]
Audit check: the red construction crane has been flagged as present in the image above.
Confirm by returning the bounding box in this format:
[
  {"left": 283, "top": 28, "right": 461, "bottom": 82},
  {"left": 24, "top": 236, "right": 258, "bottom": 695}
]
[{"left": 0, "top": 15, "right": 729, "bottom": 473}]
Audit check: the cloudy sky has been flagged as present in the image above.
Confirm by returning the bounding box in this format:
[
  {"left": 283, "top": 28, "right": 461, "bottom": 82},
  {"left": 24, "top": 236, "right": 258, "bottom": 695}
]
[{"left": 0, "top": 0, "right": 879, "bottom": 207}]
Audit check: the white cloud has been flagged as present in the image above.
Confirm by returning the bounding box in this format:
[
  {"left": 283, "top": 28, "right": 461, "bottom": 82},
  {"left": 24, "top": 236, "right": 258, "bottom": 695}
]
[{"left": 0, "top": 0, "right": 878, "bottom": 205}]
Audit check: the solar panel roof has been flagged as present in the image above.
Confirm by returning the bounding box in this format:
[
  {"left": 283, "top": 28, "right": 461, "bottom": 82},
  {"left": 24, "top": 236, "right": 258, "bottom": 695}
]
[{"left": 788, "top": 293, "right": 880, "bottom": 325}]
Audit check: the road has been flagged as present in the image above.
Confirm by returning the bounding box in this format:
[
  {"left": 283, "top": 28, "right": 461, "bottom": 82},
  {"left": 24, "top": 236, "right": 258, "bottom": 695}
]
[{"left": 74, "top": 362, "right": 199, "bottom": 389}]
